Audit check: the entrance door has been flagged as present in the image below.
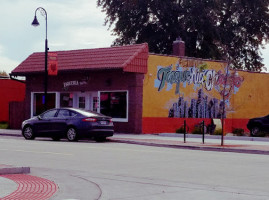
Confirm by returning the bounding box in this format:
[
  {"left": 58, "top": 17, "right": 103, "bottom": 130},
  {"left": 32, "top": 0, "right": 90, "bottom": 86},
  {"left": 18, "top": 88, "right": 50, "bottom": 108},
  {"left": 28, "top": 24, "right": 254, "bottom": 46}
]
[
  {"left": 78, "top": 93, "right": 87, "bottom": 110},
  {"left": 76, "top": 92, "right": 98, "bottom": 111}
]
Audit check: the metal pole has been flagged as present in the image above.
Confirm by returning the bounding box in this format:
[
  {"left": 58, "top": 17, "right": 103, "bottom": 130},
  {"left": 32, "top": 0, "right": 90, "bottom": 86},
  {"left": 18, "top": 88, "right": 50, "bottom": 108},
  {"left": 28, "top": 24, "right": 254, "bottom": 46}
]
[
  {"left": 184, "top": 120, "right": 186, "bottom": 143},
  {"left": 32, "top": 7, "right": 48, "bottom": 112},
  {"left": 44, "top": 39, "right": 48, "bottom": 111},
  {"left": 221, "top": 64, "right": 229, "bottom": 146},
  {"left": 44, "top": 8, "right": 48, "bottom": 111},
  {"left": 202, "top": 120, "right": 205, "bottom": 144}
]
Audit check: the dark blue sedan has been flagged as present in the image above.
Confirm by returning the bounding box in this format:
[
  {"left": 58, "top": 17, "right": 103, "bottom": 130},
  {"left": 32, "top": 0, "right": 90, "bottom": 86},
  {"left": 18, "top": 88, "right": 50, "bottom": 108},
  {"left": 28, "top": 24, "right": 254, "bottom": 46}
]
[{"left": 22, "top": 108, "right": 114, "bottom": 142}]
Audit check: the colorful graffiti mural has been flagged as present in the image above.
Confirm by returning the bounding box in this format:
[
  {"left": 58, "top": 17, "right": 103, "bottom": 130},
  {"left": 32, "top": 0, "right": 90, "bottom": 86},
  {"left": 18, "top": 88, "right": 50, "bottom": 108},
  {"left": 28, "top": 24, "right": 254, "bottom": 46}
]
[
  {"left": 142, "top": 54, "right": 269, "bottom": 133},
  {"left": 154, "top": 61, "right": 244, "bottom": 119}
]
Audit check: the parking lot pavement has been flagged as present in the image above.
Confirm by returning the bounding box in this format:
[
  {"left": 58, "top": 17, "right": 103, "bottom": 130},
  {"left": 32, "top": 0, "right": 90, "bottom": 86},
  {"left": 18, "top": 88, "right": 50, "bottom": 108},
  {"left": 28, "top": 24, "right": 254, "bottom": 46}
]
[{"left": 0, "top": 129, "right": 269, "bottom": 199}]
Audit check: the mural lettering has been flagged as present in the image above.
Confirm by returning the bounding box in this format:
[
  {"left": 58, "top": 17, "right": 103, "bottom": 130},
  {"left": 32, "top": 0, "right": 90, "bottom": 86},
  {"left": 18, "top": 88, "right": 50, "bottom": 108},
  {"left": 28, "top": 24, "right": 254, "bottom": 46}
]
[{"left": 155, "top": 64, "right": 244, "bottom": 99}]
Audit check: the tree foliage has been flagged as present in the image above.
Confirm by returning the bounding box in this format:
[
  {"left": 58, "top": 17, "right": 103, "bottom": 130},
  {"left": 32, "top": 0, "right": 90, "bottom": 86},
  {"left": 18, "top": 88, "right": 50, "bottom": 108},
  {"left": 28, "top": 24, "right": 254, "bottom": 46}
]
[
  {"left": 0, "top": 70, "right": 8, "bottom": 77},
  {"left": 97, "top": 0, "right": 269, "bottom": 71}
]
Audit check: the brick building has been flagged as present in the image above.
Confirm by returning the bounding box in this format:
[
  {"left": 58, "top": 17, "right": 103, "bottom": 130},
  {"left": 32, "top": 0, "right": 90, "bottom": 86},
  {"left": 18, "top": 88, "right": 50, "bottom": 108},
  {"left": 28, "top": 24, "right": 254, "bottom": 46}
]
[{"left": 10, "top": 42, "right": 269, "bottom": 134}]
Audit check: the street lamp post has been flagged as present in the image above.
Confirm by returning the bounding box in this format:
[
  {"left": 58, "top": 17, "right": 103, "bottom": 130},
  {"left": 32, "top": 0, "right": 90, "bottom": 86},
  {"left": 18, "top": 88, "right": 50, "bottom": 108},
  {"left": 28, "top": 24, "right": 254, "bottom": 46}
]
[{"left": 32, "top": 7, "right": 48, "bottom": 111}]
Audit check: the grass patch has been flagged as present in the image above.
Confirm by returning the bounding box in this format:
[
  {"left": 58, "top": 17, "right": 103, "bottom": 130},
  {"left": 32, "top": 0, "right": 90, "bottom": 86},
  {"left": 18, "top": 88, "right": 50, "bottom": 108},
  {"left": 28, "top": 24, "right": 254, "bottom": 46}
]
[{"left": 0, "top": 122, "right": 9, "bottom": 129}]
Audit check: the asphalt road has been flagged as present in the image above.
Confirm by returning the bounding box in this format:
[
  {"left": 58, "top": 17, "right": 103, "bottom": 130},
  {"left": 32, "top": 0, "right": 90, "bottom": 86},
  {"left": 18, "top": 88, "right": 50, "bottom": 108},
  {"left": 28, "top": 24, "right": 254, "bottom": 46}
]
[{"left": 1, "top": 136, "right": 269, "bottom": 200}]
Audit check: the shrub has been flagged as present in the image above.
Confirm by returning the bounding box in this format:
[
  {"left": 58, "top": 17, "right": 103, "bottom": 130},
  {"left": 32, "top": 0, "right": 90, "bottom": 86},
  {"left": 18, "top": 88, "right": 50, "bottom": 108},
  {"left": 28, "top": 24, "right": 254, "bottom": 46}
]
[
  {"left": 213, "top": 128, "right": 222, "bottom": 135},
  {"left": 192, "top": 127, "right": 202, "bottom": 134},
  {"left": 232, "top": 128, "right": 245, "bottom": 136},
  {"left": 176, "top": 127, "right": 185, "bottom": 134}
]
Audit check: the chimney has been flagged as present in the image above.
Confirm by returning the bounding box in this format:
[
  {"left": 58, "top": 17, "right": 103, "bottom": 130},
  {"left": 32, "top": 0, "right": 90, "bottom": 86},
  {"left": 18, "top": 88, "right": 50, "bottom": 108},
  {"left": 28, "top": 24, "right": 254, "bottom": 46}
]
[{"left": 173, "top": 37, "right": 185, "bottom": 57}]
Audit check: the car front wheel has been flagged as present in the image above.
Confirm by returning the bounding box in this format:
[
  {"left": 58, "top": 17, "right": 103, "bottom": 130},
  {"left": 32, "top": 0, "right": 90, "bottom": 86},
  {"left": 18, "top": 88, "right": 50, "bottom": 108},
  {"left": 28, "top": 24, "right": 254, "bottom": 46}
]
[
  {"left": 22, "top": 126, "right": 35, "bottom": 140},
  {"left": 66, "top": 127, "right": 77, "bottom": 141}
]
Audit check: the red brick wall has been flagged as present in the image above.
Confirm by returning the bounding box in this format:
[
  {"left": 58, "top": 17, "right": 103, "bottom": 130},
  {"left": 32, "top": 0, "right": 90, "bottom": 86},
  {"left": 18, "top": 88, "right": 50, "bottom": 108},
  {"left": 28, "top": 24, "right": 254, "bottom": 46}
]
[{"left": 24, "top": 70, "right": 144, "bottom": 133}]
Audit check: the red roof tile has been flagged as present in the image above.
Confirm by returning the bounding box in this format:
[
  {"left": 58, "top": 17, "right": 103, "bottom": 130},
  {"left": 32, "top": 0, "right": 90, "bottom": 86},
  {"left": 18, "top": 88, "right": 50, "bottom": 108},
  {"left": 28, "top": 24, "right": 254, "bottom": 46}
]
[{"left": 11, "top": 43, "right": 148, "bottom": 75}]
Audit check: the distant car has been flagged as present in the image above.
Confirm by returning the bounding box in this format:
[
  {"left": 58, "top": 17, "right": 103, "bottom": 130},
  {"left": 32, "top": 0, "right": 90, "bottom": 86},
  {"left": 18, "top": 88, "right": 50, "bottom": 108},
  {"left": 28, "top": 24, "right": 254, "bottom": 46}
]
[
  {"left": 247, "top": 114, "right": 269, "bottom": 136},
  {"left": 22, "top": 108, "right": 114, "bottom": 142}
]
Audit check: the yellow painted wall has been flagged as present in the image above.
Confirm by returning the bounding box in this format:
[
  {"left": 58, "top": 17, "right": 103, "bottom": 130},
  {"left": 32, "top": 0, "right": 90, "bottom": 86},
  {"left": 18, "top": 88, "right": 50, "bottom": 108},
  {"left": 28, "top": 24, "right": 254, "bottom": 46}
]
[
  {"left": 143, "top": 54, "right": 269, "bottom": 119},
  {"left": 229, "top": 71, "right": 269, "bottom": 118}
]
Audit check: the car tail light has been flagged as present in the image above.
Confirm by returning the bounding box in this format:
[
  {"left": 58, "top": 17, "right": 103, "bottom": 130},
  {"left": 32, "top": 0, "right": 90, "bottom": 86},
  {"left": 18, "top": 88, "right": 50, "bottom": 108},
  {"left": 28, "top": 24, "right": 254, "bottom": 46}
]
[{"left": 82, "top": 117, "right": 97, "bottom": 122}]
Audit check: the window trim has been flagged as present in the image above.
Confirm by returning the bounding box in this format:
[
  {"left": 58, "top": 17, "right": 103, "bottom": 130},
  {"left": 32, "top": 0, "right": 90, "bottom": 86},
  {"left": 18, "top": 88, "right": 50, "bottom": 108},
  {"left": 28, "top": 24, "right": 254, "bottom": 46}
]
[
  {"left": 98, "top": 90, "right": 129, "bottom": 122},
  {"left": 31, "top": 92, "right": 58, "bottom": 117}
]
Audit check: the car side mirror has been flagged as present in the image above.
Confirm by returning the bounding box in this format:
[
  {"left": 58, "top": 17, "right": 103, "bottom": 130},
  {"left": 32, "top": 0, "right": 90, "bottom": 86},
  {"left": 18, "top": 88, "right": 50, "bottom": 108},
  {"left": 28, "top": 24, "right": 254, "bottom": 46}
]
[{"left": 37, "top": 115, "right": 42, "bottom": 120}]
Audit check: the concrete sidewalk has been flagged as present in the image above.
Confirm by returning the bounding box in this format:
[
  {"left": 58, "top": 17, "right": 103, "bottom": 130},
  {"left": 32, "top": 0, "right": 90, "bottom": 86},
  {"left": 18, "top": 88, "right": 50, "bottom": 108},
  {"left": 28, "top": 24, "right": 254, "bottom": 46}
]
[
  {"left": 1, "top": 128, "right": 269, "bottom": 155},
  {"left": 111, "top": 133, "right": 269, "bottom": 155}
]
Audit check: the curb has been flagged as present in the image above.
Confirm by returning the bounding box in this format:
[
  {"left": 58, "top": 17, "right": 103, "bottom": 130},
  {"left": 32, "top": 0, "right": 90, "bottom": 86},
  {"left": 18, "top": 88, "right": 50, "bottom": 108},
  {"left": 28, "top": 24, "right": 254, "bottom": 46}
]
[
  {"left": 111, "top": 139, "right": 269, "bottom": 155},
  {"left": 158, "top": 133, "right": 269, "bottom": 142},
  {"left": 1, "top": 131, "right": 269, "bottom": 155},
  {"left": 0, "top": 166, "right": 30, "bottom": 175},
  {"left": 0, "top": 133, "right": 22, "bottom": 137}
]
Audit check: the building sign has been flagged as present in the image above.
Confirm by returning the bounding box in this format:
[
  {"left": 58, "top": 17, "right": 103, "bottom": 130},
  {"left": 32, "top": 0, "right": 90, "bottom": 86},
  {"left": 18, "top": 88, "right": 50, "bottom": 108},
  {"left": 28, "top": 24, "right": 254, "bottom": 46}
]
[
  {"left": 48, "top": 52, "right": 58, "bottom": 76},
  {"left": 63, "top": 79, "right": 88, "bottom": 90}
]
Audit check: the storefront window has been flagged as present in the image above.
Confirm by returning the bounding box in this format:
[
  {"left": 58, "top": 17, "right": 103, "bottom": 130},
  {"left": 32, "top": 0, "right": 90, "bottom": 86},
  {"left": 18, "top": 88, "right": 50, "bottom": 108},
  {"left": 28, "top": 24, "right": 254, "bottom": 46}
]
[
  {"left": 33, "top": 93, "right": 56, "bottom": 116},
  {"left": 100, "top": 91, "right": 128, "bottom": 121},
  {"left": 60, "top": 93, "right": 73, "bottom": 107}
]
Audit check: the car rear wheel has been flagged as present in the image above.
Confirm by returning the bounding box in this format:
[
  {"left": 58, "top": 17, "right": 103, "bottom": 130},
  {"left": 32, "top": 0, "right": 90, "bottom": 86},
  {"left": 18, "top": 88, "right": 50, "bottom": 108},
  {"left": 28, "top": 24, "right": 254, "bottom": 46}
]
[
  {"left": 66, "top": 127, "right": 77, "bottom": 141},
  {"left": 22, "top": 126, "right": 35, "bottom": 140}
]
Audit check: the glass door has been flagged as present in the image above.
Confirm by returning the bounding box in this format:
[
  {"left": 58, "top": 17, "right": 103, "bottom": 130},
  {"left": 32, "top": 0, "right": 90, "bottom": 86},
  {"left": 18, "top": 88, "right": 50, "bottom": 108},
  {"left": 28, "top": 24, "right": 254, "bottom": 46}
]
[
  {"left": 76, "top": 92, "right": 98, "bottom": 111},
  {"left": 78, "top": 93, "right": 87, "bottom": 110}
]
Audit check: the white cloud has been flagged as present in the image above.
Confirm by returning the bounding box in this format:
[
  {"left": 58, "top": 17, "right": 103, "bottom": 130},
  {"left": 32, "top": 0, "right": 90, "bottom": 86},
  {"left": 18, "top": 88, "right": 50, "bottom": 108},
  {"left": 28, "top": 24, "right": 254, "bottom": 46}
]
[
  {"left": 0, "top": 44, "right": 18, "bottom": 73},
  {"left": 0, "top": 0, "right": 116, "bottom": 74},
  {"left": 0, "top": 56, "right": 19, "bottom": 74}
]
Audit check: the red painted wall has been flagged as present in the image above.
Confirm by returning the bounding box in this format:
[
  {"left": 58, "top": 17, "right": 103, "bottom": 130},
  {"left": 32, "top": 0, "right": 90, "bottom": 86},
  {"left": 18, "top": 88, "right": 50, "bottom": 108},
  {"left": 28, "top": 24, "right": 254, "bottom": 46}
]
[
  {"left": 142, "top": 117, "right": 250, "bottom": 134},
  {"left": 0, "top": 79, "right": 25, "bottom": 122}
]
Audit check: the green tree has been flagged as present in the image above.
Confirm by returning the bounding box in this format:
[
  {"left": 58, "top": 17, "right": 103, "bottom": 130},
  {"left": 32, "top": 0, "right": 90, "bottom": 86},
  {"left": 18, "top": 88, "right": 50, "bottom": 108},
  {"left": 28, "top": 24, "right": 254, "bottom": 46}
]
[
  {"left": 97, "top": 0, "right": 269, "bottom": 71},
  {"left": 0, "top": 70, "right": 8, "bottom": 77}
]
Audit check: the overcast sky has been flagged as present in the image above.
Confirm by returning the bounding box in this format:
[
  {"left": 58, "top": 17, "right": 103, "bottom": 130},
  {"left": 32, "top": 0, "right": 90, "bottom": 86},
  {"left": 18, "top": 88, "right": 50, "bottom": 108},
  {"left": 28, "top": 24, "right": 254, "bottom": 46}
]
[{"left": 0, "top": 0, "right": 268, "bottom": 74}]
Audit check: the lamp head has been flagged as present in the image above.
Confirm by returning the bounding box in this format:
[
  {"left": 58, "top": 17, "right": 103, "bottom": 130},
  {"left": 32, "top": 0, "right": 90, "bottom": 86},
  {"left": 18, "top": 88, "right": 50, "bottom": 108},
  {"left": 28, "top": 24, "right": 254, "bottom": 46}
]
[{"left": 31, "top": 15, "right": 40, "bottom": 26}]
